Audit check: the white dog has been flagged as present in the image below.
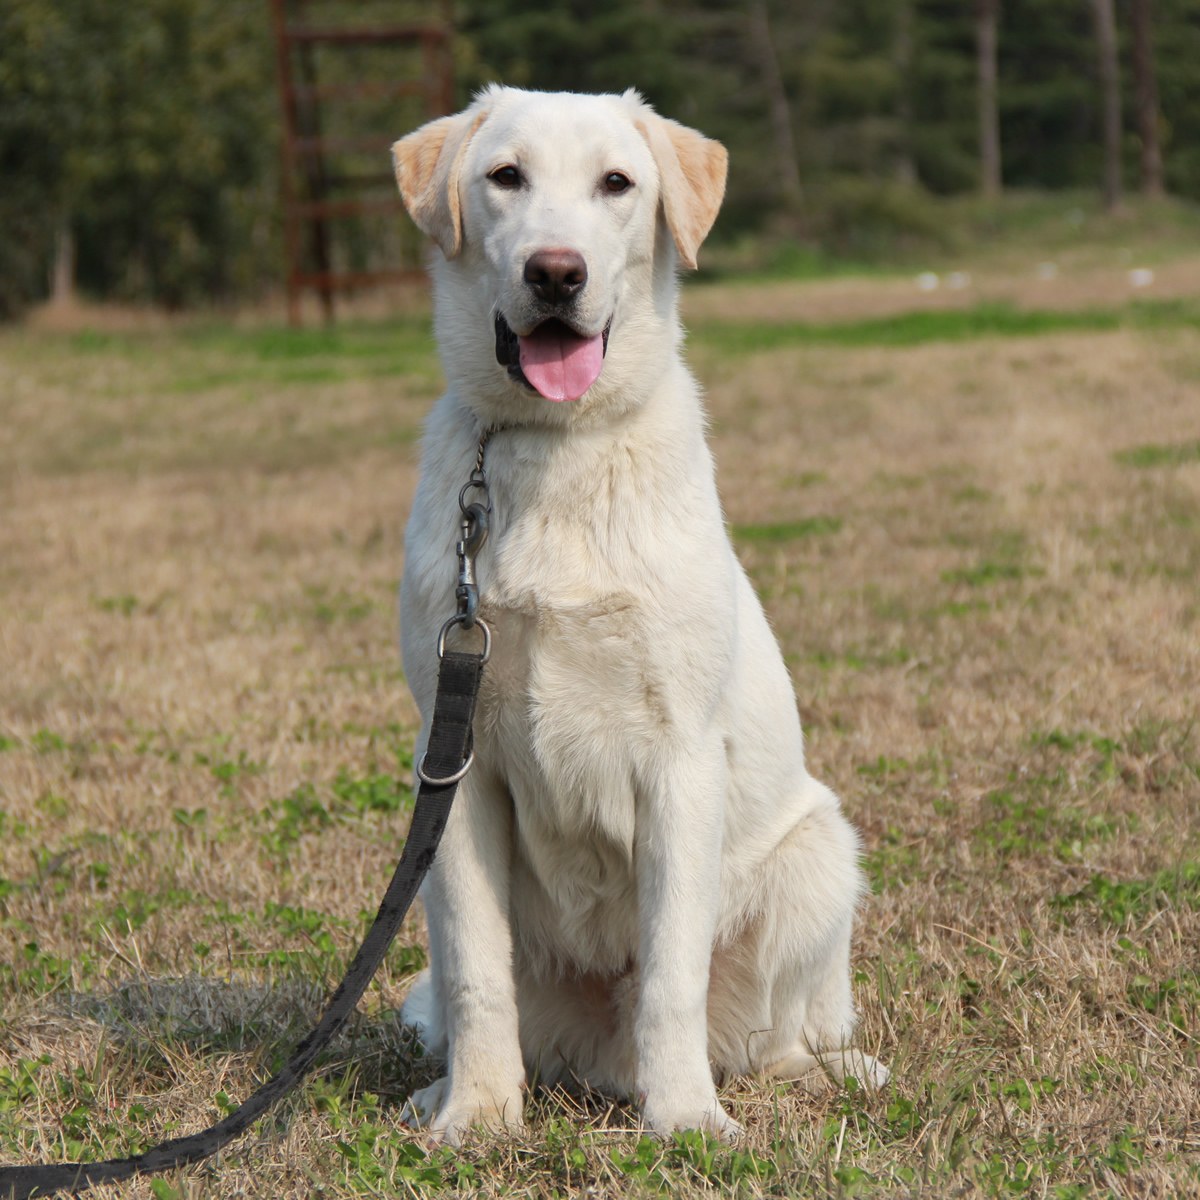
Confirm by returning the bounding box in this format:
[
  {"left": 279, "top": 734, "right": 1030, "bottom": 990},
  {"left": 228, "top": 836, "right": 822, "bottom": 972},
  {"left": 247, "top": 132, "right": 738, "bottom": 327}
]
[{"left": 391, "top": 85, "right": 886, "bottom": 1145}]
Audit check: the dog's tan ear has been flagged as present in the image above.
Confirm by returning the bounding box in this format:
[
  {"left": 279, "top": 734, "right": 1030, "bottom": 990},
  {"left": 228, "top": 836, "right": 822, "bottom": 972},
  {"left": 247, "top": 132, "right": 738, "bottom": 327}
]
[
  {"left": 392, "top": 108, "right": 489, "bottom": 258},
  {"left": 636, "top": 112, "right": 728, "bottom": 270}
]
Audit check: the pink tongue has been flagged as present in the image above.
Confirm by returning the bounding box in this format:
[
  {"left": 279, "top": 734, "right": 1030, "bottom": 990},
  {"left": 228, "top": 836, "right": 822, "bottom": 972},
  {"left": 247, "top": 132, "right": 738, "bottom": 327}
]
[{"left": 518, "top": 323, "right": 604, "bottom": 402}]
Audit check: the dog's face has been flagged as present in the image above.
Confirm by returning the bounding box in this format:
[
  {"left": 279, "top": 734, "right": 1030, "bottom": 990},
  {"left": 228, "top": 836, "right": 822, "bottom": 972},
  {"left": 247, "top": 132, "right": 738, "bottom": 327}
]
[
  {"left": 461, "top": 93, "right": 658, "bottom": 405},
  {"left": 393, "top": 87, "right": 726, "bottom": 425}
]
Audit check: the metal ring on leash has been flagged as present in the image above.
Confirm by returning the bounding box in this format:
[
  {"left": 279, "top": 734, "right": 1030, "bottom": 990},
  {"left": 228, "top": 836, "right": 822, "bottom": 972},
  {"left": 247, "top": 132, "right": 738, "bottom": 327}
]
[
  {"left": 415, "top": 749, "right": 475, "bottom": 787},
  {"left": 438, "top": 614, "right": 492, "bottom": 662},
  {"left": 459, "top": 477, "right": 490, "bottom": 514}
]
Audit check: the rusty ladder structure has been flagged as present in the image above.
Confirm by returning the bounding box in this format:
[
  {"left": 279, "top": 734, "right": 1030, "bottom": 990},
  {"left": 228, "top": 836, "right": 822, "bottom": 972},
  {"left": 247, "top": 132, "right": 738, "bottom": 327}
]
[{"left": 269, "top": 0, "right": 454, "bottom": 324}]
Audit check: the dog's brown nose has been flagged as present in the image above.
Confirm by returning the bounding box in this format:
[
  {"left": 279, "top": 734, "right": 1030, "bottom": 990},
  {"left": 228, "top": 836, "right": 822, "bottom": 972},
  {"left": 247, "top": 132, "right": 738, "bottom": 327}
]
[{"left": 523, "top": 248, "right": 587, "bottom": 305}]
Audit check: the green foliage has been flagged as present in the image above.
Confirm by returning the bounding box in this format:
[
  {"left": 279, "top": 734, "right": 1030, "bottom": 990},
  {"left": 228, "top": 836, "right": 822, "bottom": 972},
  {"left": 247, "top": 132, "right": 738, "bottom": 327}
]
[
  {"left": 609, "top": 1131, "right": 777, "bottom": 1189},
  {"left": 317, "top": 1089, "right": 476, "bottom": 1190},
  {"left": 994, "top": 0, "right": 1098, "bottom": 192},
  {"left": 1054, "top": 863, "right": 1200, "bottom": 925},
  {"left": 808, "top": 177, "right": 957, "bottom": 255},
  {"left": 3, "top": 0, "right": 1200, "bottom": 308},
  {"left": 991, "top": 1075, "right": 1061, "bottom": 1114},
  {"left": 260, "top": 783, "right": 334, "bottom": 857},
  {"left": 1, "top": 941, "right": 79, "bottom": 997},
  {"left": 330, "top": 770, "right": 411, "bottom": 816},
  {"left": 0, "top": 0, "right": 276, "bottom": 314},
  {"left": 255, "top": 770, "right": 413, "bottom": 862}
]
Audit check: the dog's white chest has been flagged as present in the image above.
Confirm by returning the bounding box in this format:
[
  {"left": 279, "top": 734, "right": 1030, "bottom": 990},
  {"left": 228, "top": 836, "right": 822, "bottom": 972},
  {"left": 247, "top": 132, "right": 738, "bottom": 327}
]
[{"left": 471, "top": 520, "right": 680, "bottom": 970}]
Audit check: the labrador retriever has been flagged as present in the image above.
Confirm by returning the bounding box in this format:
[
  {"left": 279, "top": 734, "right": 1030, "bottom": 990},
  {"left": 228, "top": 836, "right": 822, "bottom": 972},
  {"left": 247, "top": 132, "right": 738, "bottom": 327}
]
[{"left": 390, "top": 85, "right": 887, "bottom": 1145}]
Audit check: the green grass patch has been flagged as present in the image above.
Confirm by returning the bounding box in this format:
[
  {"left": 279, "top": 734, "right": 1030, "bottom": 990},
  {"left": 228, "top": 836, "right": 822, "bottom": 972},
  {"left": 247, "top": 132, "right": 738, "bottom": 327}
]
[
  {"left": 193, "top": 319, "right": 432, "bottom": 362},
  {"left": 951, "top": 483, "right": 993, "bottom": 504},
  {"left": 253, "top": 902, "right": 348, "bottom": 974},
  {"left": 256, "top": 772, "right": 413, "bottom": 860},
  {"left": 611, "top": 1130, "right": 778, "bottom": 1190},
  {"left": 94, "top": 886, "right": 196, "bottom": 936},
  {"left": 162, "top": 319, "right": 440, "bottom": 392},
  {"left": 942, "top": 529, "right": 1037, "bottom": 589},
  {"left": 93, "top": 593, "right": 140, "bottom": 616},
  {"left": 863, "top": 827, "right": 924, "bottom": 893},
  {"left": 1114, "top": 439, "right": 1200, "bottom": 469},
  {"left": 30, "top": 729, "right": 69, "bottom": 754},
  {"left": 810, "top": 644, "right": 913, "bottom": 671},
  {"left": 694, "top": 299, "right": 1200, "bottom": 355},
  {"left": 941, "top": 560, "right": 1026, "bottom": 587},
  {"left": 1054, "top": 863, "right": 1200, "bottom": 925},
  {"left": 68, "top": 318, "right": 435, "bottom": 372},
  {"left": 1027, "top": 728, "right": 1119, "bottom": 781},
  {"left": 1, "top": 941, "right": 89, "bottom": 998},
  {"left": 0, "top": 1055, "right": 156, "bottom": 1160},
  {"left": 330, "top": 770, "right": 411, "bottom": 817},
  {"left": 921, "top": 597, "right": 992, "bottom": 621},
  {"left": 974, "top": 788, "right": 1122, "bottom": 862},
  {"left": 1127, "top": 970, "right": 1200, "bottom": 1030},
  {"left": 315, "top": 1088, "right": 478, "bottom": 1191},
  {"left": 306, "top": 585, "right": 376, "bottom": 626},
  {"left": 733, "top": 516, "right": 842, "bottom": 543}
]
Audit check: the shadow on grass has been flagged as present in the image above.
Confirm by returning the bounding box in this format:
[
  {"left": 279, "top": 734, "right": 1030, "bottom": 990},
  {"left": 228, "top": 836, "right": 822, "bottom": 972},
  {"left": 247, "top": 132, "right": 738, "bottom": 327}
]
[{"left": 55, "top": 973, "right": 436, "bottom": 1107}]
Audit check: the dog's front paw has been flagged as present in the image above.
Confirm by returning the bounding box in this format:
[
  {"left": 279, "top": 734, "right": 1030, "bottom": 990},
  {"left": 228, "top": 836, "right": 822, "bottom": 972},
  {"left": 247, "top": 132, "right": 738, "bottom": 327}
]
[
  {"left": 642, "top": 1093, "right": 744, "bottom": 1143},
  {"left": 402, "top": 1075, "right": 526, "bottom": 1146}
]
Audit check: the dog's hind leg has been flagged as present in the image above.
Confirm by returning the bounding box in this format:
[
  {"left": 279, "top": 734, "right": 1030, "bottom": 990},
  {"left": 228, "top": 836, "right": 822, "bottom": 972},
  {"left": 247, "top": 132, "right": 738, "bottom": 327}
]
[
  {"left": 713, "top": 789, "right": 889, "bottom": 1093},
  {"left": 756, "top": 921, "right": 890, "bottom": 1092}
]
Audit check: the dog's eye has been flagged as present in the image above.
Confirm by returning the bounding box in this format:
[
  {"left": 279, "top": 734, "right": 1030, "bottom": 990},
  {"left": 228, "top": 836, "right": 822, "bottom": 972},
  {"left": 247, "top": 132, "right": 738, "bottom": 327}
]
[
  {"left": 488, "top": 165, "right": 522, "bottom": 189},
  {"left": 603, "top": 171, "right": 633, "bottom": 195}
]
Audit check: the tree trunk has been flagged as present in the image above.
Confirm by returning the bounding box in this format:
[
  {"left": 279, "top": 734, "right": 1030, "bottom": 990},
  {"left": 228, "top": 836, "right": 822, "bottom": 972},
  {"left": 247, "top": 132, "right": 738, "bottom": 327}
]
[
  {"left": 976, "top": 0, "right": 1001, "bottom": 198},
  {"left": 1130, "top": 0, "right": 1164, "bottom": 196},
  {"left": 747, "top": 0, "right": 803, "bottom": 210},
  {"left": 1091, "top": 0, "right": 1123, "bottom": 211},
  {"left": 50, "top": 223, "right": 76, "bottom": 308}
]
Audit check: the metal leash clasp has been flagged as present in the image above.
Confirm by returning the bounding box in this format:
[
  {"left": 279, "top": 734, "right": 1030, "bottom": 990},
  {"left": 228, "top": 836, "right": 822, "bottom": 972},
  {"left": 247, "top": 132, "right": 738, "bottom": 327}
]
[
  {"left": 416, "top": 431, "right": 496, "bottom": 788},
  {"left": 447, "top": 432, "right": 492, "bottom": 650},
  {"left": 454, "top": 490, "right": 489, "bottom": 630}
]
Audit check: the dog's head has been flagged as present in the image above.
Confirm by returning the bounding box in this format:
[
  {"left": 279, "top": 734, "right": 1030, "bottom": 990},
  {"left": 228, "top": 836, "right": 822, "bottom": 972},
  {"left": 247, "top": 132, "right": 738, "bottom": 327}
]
[{"left": 392, "top": 86, "right": 726, "bottom": 425}]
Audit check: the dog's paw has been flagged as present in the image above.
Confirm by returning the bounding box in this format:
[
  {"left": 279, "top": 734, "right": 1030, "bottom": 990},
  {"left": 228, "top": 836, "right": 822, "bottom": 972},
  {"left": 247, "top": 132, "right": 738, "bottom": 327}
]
[
  {"left": 401, "top": 1075, "right": 526, "bottom": 1147},
  {"left": 642, "top": 1094, "right": 744, "bottom": 1143},
  {"left": 764, "top": 1047, "right": 890, "bottom": 1093},
  {"left": 850, "top": 1051, "right": 890, "bottom": 1090},
  {"left": 400, "top": 1076, "right": 448, "bottom": 1129}
]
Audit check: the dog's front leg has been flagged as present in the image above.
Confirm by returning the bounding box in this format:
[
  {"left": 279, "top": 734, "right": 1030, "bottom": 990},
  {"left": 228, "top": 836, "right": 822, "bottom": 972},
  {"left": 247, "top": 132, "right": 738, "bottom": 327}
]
[
  {"left": 634, "top": 744, "right": 742, "bottom": 1139},
  {"left": 406, "top": 766, "right": 526, "bottom": 1144}
]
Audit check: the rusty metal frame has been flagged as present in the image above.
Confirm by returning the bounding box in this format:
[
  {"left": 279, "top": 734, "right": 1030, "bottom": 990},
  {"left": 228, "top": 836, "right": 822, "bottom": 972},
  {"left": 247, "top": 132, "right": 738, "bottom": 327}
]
[{"left": 268, "top": 0, "right": 454, "bottom": 324}]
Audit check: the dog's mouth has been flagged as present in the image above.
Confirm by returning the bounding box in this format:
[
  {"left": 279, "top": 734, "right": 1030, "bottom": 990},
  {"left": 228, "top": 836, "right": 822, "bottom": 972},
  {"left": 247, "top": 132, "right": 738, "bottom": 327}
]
[{"left": 494, "top": 312, "right": 612, "bottom": 403}]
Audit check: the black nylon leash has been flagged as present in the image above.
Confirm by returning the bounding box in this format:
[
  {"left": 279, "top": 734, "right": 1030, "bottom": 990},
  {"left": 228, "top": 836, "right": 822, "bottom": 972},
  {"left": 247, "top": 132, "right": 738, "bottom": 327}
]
[{"left": 0, "top": 644, "right": 487, "bottom": 1200}]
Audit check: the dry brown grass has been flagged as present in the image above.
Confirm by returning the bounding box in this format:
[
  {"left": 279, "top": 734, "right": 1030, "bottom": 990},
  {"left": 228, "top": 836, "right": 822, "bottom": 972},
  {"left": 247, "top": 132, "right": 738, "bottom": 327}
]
[{"left": 1, "top": 270, "right": 1198, "bottom": 1198}]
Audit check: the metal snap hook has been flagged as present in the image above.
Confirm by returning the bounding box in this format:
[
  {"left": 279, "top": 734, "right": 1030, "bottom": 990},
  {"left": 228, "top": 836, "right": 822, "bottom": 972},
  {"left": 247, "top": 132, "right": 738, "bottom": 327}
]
[{"left": 459, "top": 501, "right": 490, "bottom": 557}]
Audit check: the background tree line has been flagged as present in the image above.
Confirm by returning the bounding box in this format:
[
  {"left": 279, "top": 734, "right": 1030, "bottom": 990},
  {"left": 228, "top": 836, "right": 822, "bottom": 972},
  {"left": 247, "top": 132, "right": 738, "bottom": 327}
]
[{"left": 1, "top": 0, "right": 1198, "bottom": 316}]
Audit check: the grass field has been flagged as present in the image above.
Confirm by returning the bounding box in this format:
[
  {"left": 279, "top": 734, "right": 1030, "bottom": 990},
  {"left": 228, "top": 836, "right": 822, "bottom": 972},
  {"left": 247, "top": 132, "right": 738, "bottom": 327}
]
[{"left": 2, "top": 249, "right": 1199, "bottom": 1197}]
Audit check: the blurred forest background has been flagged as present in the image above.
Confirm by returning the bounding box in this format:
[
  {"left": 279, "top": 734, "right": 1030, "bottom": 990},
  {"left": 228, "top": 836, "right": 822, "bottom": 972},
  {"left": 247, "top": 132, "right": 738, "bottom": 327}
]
[{"left": 2, "top": 0, "right": 1198, "bottom": 317}]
